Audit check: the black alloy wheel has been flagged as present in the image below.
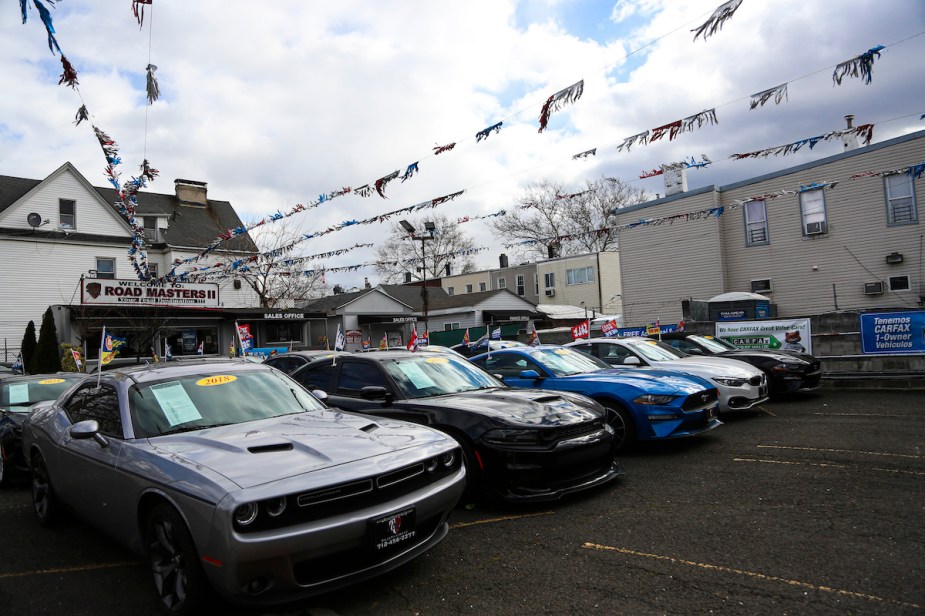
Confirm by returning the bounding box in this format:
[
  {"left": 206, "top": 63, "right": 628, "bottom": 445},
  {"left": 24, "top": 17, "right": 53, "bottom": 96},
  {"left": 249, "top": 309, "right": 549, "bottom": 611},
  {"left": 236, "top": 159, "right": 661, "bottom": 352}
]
[
  {"left": 30, "top": 450, "right": 59, "bottom": 525},
  {"left": 604, "top": 404, "right": 635, "bottom": 452},
  {"left": 146, "top": 503, "right": 208, "bottom": 614}
]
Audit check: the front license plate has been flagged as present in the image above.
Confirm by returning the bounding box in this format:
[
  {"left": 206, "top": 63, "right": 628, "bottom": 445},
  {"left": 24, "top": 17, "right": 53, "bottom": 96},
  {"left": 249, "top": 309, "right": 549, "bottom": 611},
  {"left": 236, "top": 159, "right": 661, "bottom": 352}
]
[
  {"left": 706, "top": 405, "right": 718, "bottom": 419},
  {"left": 370, "top": 507, "right": 416, "bottom": 550},
  {"left": 759, "top": 385, "right": 768, "bottom": 396}
]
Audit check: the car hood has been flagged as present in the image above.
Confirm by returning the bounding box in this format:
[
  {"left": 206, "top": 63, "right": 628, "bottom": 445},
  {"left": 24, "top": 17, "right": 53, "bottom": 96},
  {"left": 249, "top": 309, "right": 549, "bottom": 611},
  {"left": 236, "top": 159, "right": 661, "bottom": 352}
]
[
  {"left": 148, "top": 409, "right": 447, "bottom": 489},
  {"left": 407, "top": 388, "right": 601, "bottom": 426},
  {"left": 660, "top": 356, "right": 762, "bottom": 378},
  {"left": 558, "top": 368, "right": 710, "bottom": 395}
]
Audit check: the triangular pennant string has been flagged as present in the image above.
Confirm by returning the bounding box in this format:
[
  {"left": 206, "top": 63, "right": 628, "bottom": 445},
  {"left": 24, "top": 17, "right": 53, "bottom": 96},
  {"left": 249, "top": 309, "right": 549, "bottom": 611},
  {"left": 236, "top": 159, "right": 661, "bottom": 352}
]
[
  {"left": 476, "top": 121, "right": 503, "bottom": 142},
  {"left": 133, "top": 0, "right": 152, "bottom": 29},
  {"left": 749, "top": 83, "right": 788, "bottom": 109},
  {"left": 691, "top": 0, "right": 744, "bottom": 42},
  {"left": 58, "top": 55, "right": 78, "bottom": 88},
  {"left": 146, "top": 64, "right": 160, "bottom": 104},
  {"left": 650, "top": 120, "right": 683, "bottom": 142},
  {"left": 30, "top": 0, "right": 62, "bottom": 55},
  {"left": 73, "top": 104, "right": 89, "bottom": 126},
  {"left": 617, "top": 131, "right": 649, "bottom": 152},
  {"left": 538, "top": 79, "right": 584, "bottom": 133},
  {"left": 433, "top": 142, "right": 456, "bottom": 155},
  {"left": 374, "top": 170, "right": 400, "bottom": 198},
  {"left": 833, "top": 45, "right": 885, "bottom": 85},
  {"left": 573, "top": 148, "right": 596, "bottom": 159},
  {"left": 400, "top": 162, "right": 419, "bottom": 182}
]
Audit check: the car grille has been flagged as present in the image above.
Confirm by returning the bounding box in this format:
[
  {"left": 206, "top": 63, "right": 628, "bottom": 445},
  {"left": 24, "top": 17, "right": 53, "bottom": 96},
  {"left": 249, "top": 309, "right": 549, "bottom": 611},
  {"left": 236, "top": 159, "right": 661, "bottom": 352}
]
[
  {"left": 748, "top": 374, "right": 764, "bottom": 386},
  {"left": 681, "top": 388, "right": 719, "bottom": 411},
  {"left": 540, "top": 418, "right": 606, "bottom": 443}
]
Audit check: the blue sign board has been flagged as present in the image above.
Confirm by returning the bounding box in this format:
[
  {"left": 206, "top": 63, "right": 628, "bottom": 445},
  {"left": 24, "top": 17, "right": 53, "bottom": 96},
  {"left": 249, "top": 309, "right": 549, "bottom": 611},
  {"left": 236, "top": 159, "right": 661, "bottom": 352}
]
[
  {"left": 860, "top": 311, "right": 925, "bottom": 355},
  {"left": 615, "top": 324, "right": 683, "bottom": 337}
]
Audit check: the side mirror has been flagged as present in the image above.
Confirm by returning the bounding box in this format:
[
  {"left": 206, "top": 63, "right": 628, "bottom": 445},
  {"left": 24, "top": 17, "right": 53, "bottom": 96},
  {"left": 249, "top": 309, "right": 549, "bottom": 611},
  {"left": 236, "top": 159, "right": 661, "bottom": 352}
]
[
  {"left": 686, "top": 348, "right": 704, "bottom": 355},
  {"left": 311, "top": 389, "right": 329, "bottom": 402},
  {"left": 519, "top": 370, "right": 542, "bottom": 380},
  {"left": 70, "top": 419, "right": 108, "bottom": 447},
  {"left": 622, "top": 356, "right": 641, "bottom": 366},
  {"left": 360, "top": 386, "right": 394, "bottom": 404}
]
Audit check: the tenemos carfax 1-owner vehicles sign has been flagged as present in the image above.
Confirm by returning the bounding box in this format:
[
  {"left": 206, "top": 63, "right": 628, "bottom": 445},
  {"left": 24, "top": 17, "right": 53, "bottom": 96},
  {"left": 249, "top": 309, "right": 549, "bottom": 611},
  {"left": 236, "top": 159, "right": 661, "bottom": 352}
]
[{"left": 860, "top": 311, "right": 925, "bottom": 354}]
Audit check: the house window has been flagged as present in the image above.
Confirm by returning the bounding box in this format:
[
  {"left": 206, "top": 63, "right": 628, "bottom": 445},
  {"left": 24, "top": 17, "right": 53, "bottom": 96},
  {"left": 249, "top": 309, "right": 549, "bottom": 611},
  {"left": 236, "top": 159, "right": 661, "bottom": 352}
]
[
  {"left": 59, "top": 199, "right": 76, "bottom": 229},
  {"left": 443, "top": 322, "right": 460, "bottom": 331},
  {"left": 96, "top": 257, "right": 115, "bottom": 279},
  {"left": 744, "top": 200, "right": 769, "bottom": 246},
  {"left": 544, "top": 272, "right": 555, "bottom": 288},
  {"left": 567, "top": 267, "right": 594, "bottom": 285},
  {"left": 447, "top": 287, "right": 454, "bottom": 296},
  {"left": 884, "top": 174, "right": 918, "bottom": 225},
  {"left": 147, "top": 263, "right": 158, "bottom": 279},
  {"left": 516, "top": 275, "right": 525, "bottom": 296},
  {"left": 799, "top": 189, "right": 828, "bottom": 236},
  {"left": 465, "top": 284, "right": 473, "bottom": 293},
  {"left": 889, "top": 275, "right": 910, "bottom": 291},
  {"left": 497, "top": 277, "right": 506, "bottom": 289},
  {"left": 143, "top": 216, "right": 159, "bottom": 242},
  {"left": 479, "top": 282, "right": 487, "bottom": 292},
  {"left": 534, "top": 273, "right": 539, "bottom": 295}
]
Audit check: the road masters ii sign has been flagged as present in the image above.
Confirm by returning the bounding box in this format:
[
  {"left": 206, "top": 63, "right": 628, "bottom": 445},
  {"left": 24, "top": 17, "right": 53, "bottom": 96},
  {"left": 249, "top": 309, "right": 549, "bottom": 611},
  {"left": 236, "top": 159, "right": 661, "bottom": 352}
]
[{"left": 81, "top": 278, "right": 220, "bottom": 308}]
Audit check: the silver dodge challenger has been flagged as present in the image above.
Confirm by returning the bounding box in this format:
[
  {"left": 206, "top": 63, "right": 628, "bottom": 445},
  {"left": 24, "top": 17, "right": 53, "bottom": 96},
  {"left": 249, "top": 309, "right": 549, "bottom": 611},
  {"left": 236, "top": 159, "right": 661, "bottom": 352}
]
[{"left": 21, "top": 359, "right": 465, "bottom": 612}]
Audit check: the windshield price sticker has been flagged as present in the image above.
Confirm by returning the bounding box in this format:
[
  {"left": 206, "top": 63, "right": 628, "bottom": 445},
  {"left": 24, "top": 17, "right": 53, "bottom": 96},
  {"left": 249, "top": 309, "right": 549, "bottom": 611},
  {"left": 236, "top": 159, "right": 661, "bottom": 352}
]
[
  {"left": 9, "top": 382, "right": 30, "bottom": 404},
  {"left": 425, "top": 357, "right": 449, "bottom": 364},
  {"left": 151, "top": 381, "right": 202, "bottom": 426},
  {"left": 553, "top": 349, "right": 572, "bottom": 355},
  {"left": 38, "top": 378, "right": 66, "bottom": 385},
  {"left": 195, "top": 375, "right": 237, "bottom": 387}
]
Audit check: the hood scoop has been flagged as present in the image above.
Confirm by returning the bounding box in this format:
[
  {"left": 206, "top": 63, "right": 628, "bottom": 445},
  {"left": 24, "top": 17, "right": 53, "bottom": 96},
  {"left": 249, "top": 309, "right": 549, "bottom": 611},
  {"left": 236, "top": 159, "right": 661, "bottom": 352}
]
[
  {"left": 532, "top": 394, "right": 563, "bottom": 403},
  {"left": 247, "top": 442, "right": 294, "bottom": 454},
  {"left": 360, "top": 423, "right": 379, "bottom": 433}
]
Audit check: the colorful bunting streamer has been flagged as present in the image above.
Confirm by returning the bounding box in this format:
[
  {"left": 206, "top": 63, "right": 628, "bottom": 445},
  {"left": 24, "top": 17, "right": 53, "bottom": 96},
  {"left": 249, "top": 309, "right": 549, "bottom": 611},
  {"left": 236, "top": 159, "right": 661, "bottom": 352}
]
[
  {"left": 457, "top": 210, "right": 506, "bottom": 224},
  {"left": 73, "top": 104, "right": 89, "bottom": 126},
  {"left": 433, "top": 142, "right": 456, "bottom": 155},
  {"left": 374, "top": 170, "right": 400, "bottom": 198},
  {"left": 749, "top": 83, "right": 788, "bottom": 109},
  {"left": 146, "top": 64, "right": 160, "bottom": 104},
  {"left": 400, "top": 162, "right": 419, "bottom": 182},
  {"left": 132, "top": 0, "right": 152, "bottom": 29},
  {"left": 573, "top": 148, "right": 596, "bottom": 159},
  {"left": 617, "top": 131, "right": 649, "bottom": 152},
  {"left": 58, "top": 55, "right": 78, "bottom": 88},
  {"left": 27, "top": 0, "right": 62, "bottom": 54},
  {"left": 833, "top": 45, "right": 885, "bottom": 86},
  {"left": 691, "top": 0, "right": 743, "bottom": 42},
  {"left": 538, "top": 79, "right": 584, "bottom": 133},
  {"left": 650, "top": 120, "right": 683, "bottom": 142},
  {"left": 476, "top": 121, "right": 503, "bottom": 142},
  {"left": 681, "top": 108, "right": 718, "bottom": 134},
  {"left": 731, "top": 124, "right": 874, "bottom": 160}
]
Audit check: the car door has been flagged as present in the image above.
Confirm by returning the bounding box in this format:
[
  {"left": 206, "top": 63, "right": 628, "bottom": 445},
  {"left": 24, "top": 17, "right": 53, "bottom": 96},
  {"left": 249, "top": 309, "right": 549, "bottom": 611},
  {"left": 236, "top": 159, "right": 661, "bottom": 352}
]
[
  {"left": 53, "top": 382, "right": 125, "bottom": 525},
  {"left": 479, "top": 354, "right": 551, "bottom": 389}
]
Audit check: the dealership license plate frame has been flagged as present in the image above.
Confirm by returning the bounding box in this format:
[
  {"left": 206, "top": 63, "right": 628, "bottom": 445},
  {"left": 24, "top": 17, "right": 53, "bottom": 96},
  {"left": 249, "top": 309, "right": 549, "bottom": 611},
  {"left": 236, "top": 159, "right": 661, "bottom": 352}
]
[{"left": 369, "top": 506, "right": 417, "bottom": 551}]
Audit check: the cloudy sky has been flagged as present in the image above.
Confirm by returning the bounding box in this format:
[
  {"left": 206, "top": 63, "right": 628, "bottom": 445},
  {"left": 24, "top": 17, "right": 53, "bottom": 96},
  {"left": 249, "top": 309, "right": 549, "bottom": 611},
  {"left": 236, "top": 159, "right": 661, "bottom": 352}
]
[{"left": 2, "top": 0, "right": 924, "bottom": 289}]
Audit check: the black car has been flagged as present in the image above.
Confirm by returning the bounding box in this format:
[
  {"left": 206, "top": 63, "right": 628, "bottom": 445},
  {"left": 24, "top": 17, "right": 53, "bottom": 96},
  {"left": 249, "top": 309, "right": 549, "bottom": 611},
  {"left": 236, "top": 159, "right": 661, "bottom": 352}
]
[
  {"left": 0, "top": 372, "right": 85, "bottom": 486},
  {"left": 290, "top": 350, "right": 624, "bottom": 502},
  {"left": 653, "top": 333, "right": 822, "bottom": 395},
  {"left": 263, "top": 350, "right": 349, "bottom": 374},
  {"left": 450, "top": 337, "right": 528, "bottom": 358}
]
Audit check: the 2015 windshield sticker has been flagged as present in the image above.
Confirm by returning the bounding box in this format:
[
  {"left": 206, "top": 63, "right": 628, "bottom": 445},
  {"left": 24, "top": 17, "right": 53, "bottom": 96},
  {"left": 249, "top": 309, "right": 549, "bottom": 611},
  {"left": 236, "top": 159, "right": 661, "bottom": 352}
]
[
  {"left": 151, "top": 381, "right": 202, "bottom": 426},
  {"left": 425, "top": 357, "right": 449, "bottom": 364},
  {"left": 398, "top": 362, "right": 437, "bottom": 389},
  {"left": 554, "top": 349, "right": 572, "bottom": 354},
  {"left": 195, "top": 375, "right": 237, "bottom": 387},
  {"left": 38, "top": 378, "right": 66, "bottom": 385}
]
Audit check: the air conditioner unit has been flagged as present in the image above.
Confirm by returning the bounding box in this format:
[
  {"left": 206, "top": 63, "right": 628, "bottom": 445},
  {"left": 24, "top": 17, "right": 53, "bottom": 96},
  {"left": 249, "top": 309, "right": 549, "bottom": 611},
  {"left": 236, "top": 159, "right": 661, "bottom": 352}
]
[
  {"left": 544, "top": 289, "right": 556, "bottom": 297},
  {"left": 804, "top": 221, "right": 827, "bottom": 235},
  {"left": 750, "top": 279, "right": 772, "bottom": 294},
  {"left": 864, "top": 281, "right": 884, "bottom": 295}
]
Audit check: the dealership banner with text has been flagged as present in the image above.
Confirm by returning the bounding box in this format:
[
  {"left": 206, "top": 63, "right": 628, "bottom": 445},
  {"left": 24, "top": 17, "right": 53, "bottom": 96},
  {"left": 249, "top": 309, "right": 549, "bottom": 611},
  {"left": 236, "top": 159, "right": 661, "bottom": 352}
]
[
  {"left": 715, "top": 319, "right": 813, "bottom": 355},
  {"left": 860, "top": 311, "right": 925, "bottom": 354},
  {"left": 81, "top": 278, "right": 220, "bottom": 308}
]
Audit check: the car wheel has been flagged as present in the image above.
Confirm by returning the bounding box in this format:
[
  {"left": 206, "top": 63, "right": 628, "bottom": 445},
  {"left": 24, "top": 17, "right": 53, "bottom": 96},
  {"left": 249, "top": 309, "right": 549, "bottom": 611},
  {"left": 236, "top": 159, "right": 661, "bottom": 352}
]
[
  {"left": 146, "top": 503, "right": 209, "bottom": 614},
  {"left": 0, "top": 446, "right": 8, "bottom": 488},
  {"left": 30, "top": 450, "right": 59, "bottom": 525},
  {"left": 603, "top": 404, "right": 636, "bottom": 452}
]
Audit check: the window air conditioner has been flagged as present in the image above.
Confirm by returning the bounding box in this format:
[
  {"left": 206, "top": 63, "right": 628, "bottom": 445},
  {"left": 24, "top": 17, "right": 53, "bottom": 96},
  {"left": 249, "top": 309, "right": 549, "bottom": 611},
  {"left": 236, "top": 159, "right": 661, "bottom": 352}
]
[
  {"left": 750, "top": 279, "right": 772, "bottom": 293},
  {"left": 864, "top": 281, "right": 884, "bottom": 295},
  {"left": 804, "top": 221, "right": 827, "bottom": 235},
  {"left": 544, "top": 288, "right": 556, "bottom": 297}
]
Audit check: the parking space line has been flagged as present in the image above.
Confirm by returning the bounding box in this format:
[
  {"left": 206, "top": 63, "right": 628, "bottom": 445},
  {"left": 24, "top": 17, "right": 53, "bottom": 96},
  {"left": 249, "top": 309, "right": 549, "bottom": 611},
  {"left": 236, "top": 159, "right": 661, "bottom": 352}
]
[
  {"left": 814, "top": 412, "right": 923, "bottom": 418},
  {"left": 0, "top": 560, "right": 141, "bottom": 580},
  {"left": 450, "top": 511, "right": 554, "bottom": 529},
  {"left": 734, "top": 457, "right": 925, "bottom": 476},
  {"left": 757, "top": 445, "right": 922, "bottom": 459},
  {"left": 581, "top": 542, "right": 920, "bottom": 609}
]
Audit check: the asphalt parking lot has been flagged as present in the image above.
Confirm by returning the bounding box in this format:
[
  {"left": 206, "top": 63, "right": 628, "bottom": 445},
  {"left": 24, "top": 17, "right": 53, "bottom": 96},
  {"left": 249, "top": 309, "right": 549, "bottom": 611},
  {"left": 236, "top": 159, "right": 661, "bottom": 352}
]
[{"left": 1, "top": 389, "right": 922, "bottom": 615}]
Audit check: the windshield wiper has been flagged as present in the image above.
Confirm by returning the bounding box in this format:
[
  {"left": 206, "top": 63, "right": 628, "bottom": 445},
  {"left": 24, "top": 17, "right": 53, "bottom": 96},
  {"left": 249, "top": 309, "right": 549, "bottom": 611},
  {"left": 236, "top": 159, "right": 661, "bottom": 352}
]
[{"left": 159, "top": 422, "right": 230, "bottom": 436}]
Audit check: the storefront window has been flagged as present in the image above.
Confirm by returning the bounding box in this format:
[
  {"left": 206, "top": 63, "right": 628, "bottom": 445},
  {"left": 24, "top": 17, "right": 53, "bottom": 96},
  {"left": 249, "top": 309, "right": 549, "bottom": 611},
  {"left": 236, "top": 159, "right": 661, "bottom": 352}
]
[
  {"left": 162, "top": 327, "right": 220, "bottom": 356},
  {"left": 266, "top": 322, "right": 303, "bottom": 343}
]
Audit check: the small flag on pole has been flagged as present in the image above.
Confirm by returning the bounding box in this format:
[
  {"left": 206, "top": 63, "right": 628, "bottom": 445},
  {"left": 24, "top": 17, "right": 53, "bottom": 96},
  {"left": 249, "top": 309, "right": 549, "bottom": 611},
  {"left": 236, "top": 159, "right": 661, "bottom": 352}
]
[
  {"left": 334, "top": 324, "right": 346, "bottom": 351},
  {"left": 407, "top": 324, "right": 419, "bottom": 352},
  {"left": 379, "top": 333, "right": 388, "bottom": 350},
  {"left": 528, "top": 325, "right": 541, "bottom": 346}
]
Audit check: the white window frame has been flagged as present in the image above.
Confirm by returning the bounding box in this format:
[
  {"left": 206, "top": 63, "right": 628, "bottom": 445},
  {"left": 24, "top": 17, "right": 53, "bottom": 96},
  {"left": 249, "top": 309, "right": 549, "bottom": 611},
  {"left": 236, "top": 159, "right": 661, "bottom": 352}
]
[
  {"left": 443, "top": 322, "right": 461, "bottom": 331},
  {"left": 143, "top": 216, "right": 159, "bottom": 242},
  {"left": 888, "top": 275, "right": 910, "bottom": 291},
  {"left": 884, "top": 173, "right": 918, "bottom": 225},
  {"left": 534, "top": 273, "right": 539, "bottom": 295},
  {"left": 59, "top": 198, "right": 76, "bottom": 229},
  {"left": 96, "top": 257, "right": 116, "bottom": 279},
  {"left": 566, "top": 267, "right": 595, "bottom": 285},
  {"left": 516, "top": 275, "right": 525, "bottom": 296},
  {"left": 447, "top": 286, "right": 454, "bottom": 296},
  {"left": 544, "top": 272, "right": 555, "bottom": 288},
  {"left": 498, "top": 277, "right": 506, "bottom": 289},
  {"left": 479, "top": 282, "right": 487, "bottom": 292},
  {"left": 744, "top": 200, "right": 769, "bottom": 246},
  {"left": 465, "top": 284, "right": 473, "bottom": 293},
  {"left": 799, "top": 189, "right": 828, "bottom": 236}
]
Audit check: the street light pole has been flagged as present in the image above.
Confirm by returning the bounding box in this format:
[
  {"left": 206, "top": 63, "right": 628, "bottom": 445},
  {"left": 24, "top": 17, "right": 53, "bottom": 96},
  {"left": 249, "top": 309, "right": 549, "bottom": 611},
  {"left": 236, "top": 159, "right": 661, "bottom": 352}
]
[{"left": 399, "top": 220, "right": 436, "bottom": 340}]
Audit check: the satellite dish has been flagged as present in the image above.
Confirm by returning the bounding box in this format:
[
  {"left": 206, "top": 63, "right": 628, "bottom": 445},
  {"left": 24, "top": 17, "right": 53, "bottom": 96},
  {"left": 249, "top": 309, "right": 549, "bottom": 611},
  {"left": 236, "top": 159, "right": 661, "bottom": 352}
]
[{"left": 27, "top": 212, "right": 43, "bottom": 228}]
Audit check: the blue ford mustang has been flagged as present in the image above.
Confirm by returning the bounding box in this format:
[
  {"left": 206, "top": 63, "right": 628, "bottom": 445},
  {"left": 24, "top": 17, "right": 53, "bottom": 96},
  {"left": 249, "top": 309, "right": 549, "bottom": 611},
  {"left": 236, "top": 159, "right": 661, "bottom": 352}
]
[{"left": 470, "top": 345, "right": 722, "bottom": 451}]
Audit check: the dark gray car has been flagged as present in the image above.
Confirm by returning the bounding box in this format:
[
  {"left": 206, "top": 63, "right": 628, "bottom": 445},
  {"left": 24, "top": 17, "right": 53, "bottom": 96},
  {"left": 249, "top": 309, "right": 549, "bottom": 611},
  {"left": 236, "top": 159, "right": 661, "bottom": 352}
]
[{"left": 21, "top": 359, "right": 465, "bottom": 613}]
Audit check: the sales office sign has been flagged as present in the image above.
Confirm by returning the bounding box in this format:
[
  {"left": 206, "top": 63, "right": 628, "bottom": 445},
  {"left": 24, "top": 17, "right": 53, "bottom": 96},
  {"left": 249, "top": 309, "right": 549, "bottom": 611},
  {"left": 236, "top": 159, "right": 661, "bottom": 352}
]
[{"left": 81, "top": 278, "right": 220, "bottom": 308}]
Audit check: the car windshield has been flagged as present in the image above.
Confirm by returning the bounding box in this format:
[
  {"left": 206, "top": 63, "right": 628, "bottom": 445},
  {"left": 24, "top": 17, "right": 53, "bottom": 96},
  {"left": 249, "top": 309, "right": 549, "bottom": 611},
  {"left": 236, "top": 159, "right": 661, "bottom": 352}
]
[
  {"left": 689, "top": 335, "right": 737, "bottom": 352},
  {"left": 529, "top": 348, "right": 609, "bottom": 376},
  {"left": 382, "top": 355, "right": 503, "bottom": 399},
  {"left": 0, "top": 375, "right": 83, "bottom": 413},
  {"left": 625, "top": 339, "right": 687, "bottom": 361},
  {"left": 129, "top": 369, "right": 326, "bottom": 437}
]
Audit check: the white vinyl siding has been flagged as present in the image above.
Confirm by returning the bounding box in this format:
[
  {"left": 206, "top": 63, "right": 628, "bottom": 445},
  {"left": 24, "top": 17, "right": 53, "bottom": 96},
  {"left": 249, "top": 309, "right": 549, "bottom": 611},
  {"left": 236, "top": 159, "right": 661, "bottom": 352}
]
[
  {"left": 884, "top": 173, "right": 917, "bottom": 225},
  {"left": 744, "top": 200, "right": 769, "bottom": 246}
]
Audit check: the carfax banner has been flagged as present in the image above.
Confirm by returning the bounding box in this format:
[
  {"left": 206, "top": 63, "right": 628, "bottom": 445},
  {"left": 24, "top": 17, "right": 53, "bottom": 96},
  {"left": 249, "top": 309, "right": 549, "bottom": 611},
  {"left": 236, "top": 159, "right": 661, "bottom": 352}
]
[
  {"left": 715, "top": 318, "right": 813, "bottom": 355},
  {"left": 860, "top": 311, "right": 925, "bottom": 355}
]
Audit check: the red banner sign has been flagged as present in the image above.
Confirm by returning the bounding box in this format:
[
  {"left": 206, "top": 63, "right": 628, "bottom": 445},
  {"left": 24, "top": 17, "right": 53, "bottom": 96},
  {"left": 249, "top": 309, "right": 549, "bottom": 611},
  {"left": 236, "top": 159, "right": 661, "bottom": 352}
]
[{"left": 570, "top": 320, "right": 590, "bottom": 340}]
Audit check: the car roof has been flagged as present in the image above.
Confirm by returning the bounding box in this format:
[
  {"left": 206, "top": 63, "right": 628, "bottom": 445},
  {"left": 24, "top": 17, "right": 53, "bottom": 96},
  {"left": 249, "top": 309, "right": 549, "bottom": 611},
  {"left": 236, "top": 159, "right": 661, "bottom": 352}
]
[
  {"left": 0, "top": 372, "right": 85, "bottom": 384},
  {"left": 270, "top": 350, "right": 349, "bottom": 358},
  {"left": 309, "top": 350, "right": 442, "bottom": 363},
  {"left": 100, "top": 358, "right": 273, "bottom": 383}
]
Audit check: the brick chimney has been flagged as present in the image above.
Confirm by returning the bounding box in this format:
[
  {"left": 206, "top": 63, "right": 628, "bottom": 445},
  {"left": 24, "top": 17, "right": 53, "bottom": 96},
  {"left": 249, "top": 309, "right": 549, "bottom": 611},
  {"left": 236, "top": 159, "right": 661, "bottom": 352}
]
[{"left": 174, "top": 179, "right": 208, "bottom": 206}]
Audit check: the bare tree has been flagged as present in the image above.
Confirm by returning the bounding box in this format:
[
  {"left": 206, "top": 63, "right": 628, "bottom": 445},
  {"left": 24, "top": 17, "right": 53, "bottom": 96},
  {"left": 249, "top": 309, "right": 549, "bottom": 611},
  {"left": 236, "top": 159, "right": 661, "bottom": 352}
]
[
  {"left": 374, "top": 213, "right": 478, "bottom": 284},
  {"left": 491, "top": 177, "right": 648, "bottom": 261}
]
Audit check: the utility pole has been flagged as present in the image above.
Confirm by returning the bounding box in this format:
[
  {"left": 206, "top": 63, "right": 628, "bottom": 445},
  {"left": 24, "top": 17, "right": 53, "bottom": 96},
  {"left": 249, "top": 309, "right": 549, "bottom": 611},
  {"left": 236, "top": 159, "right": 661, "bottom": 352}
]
[{"left": 400, "top": 220, "right": 436, "bottom": 338}]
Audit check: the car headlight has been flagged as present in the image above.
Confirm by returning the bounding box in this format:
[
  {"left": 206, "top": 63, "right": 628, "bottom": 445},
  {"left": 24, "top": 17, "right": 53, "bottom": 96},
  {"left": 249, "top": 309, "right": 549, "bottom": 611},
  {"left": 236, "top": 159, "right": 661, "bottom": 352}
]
[
  {"left": 441, "top": 451, "right": 457, "bottom": 467},
  {"left": 483, "top": 428, "right": 540, "bottom": 444},
  {"left": 264, "top": 496, "right": 287, "bottom": 518},
  {"left": 633, "top": 394, "right": 677, "bottom": 405},
  {"left": 234, "top": 503, "right": 259, "bottom": 527},
  {"left": 780, "top": 358, "right": 809, "bottom": 366},
  {"left": 712, "top": 377, "right": 747, "bottom": 387}
]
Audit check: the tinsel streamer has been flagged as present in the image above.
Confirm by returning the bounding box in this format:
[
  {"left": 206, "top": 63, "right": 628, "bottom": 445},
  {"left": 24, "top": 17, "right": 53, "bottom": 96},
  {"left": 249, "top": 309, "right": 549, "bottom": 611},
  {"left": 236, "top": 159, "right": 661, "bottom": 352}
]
[
  {"left": 640, "top": 169, "right": 663, "bottom": 179},
  {"left": 429, "top": 190, "right": 465, "bottom": 207},
  {"left": 681, "top": 109, "right": 717, "bottom": 134},
  {"left": 617, "top": 131, "right": 649, "bottom": 152},
  {"left": 476, "top": 121, "right": 503, "bottom": 142},
  {"left": 73, "top": 104, "right": 89, "bottom": 126},
  {"left": 140, "top": 159, "right": 159, "bottom": 182},
  {"left": 908, "top": 162, "right": 925, "bottom": 181},
  {"left": 133, "top": 0, "right": 152, "bottom": 29},
  {"left": 537, "top": 79, "right": 584, "bottom": 132},
  {"left": 851, "top": 123, "right": 874, "bottom": 145},
  {"left": 832, "top": 45, "right": 885, "bottom": 86},
  {"left": 354, "top": 184, "right": 373, "bottom": 198},
  {"left": 433, "top": 142, "right": 456, "bottom": 155},
  {"left": 146, "top": 64, "right": 160, "bottom": 104},
  {"left": 374, "top": 170, "right": 400, "bottom": 198},
  {"left": 650, "top": 120, "right": 683, "bottom": 142},
  {"left": 686, "top": 155, "right": 712, "bottom": 168},
  {"left": 691, "top": 0, "right": 743, "bottom": 42},
  {"left": 749, "top": 83, "right": 788, "bottom": 109},
  {"left": 573, "top": 148, "right": 596, "bottom": 159},
  {"left": 20, "top": 0, "right": 27, "bottom": 23},
  {"left": 400, "top": 162, "right": 419, "bottom": 182},
  {"left": 58, "top": 55, "right": 78, "bottom": 88},
  {"left": 32, "top": 0, "right": 62, "bottom": 54}
]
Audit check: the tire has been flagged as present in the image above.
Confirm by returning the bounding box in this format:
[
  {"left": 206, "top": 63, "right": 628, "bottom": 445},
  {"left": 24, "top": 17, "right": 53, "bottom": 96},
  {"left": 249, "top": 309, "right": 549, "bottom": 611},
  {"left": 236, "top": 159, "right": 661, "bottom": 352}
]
[
  {"left": 603, "top": 403, "right": 636, "bottom": 453},
  {"left": 0, "top": 447, "right": 8, "bottom": 488},
  {"left": 444, "top": 430, "right": 482, "bottom": 502},
  {"left": 30, "top": 450, "right": 60, "bottom": 526},
  {"left": 145, "top": 503, "right": 209, "bottom": 615}
]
